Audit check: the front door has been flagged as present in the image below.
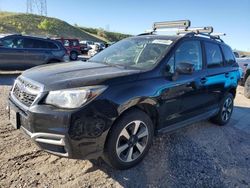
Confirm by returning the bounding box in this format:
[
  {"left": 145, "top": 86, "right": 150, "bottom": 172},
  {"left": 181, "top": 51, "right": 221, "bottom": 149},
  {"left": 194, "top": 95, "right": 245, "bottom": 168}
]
[
  {"left": 0, "top": 36, "right": 26, "bottom": 70},
  {"left": 159, "top": 39, "right": 209, "bottom": 128}
]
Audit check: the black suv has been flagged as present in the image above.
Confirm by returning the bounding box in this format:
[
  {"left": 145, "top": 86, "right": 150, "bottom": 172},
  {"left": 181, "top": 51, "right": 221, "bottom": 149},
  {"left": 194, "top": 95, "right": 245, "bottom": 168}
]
[
  {"left": 0, "top": 34, "right": 67, "bottom": 70},
  {"left": 8, "top": 21, "right": 240, "bottom": 169}
]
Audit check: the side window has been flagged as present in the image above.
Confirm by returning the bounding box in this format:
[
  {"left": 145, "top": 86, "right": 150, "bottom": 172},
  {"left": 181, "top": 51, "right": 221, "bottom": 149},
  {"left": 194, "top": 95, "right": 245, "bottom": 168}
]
[
  {"left": 33, "top": 40, "right": 48, "bottom": 49},
  {"left": 23, "top": 38, "right": 35, "bottom": 48},
  {"left": 47, "top": 42, "right": 58, "bottom": 49},
  {"left": 205, "top": 42, "right": 223, "bottom": 68},
  {"left": 72, "top": 40, "right": 79, "bottom": 47},
  {"left": 1, "top": 37, "right": 24, "bottom": 49},
  {"left": 167, "top": 40, "right": 203, "bottom": 72},
  {"left": 63, "top": 40, "right": 70, "bottom": 47},
  {"left": 221, "top": 45, "right": 236, "bottom": 65}
]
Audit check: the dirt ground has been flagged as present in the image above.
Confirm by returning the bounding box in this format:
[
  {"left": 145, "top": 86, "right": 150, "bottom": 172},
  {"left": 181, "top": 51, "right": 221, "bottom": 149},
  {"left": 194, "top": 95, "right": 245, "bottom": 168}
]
[{"left": 0, "top": 76, "right": 250, "bottom": 188}]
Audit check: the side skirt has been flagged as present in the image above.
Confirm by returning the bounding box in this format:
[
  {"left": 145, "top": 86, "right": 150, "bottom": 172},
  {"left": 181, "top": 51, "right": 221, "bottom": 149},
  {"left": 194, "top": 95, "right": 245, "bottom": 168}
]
[{"left": 157, "top": 108, "right": 219, "bottom": 135}]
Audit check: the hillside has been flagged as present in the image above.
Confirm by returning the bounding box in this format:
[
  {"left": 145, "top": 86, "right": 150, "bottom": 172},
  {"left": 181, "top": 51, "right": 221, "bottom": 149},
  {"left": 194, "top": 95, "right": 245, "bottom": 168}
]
[
  {"left": 0, "top": 12, "right": 130, "bottom": 42},
  {"left": 78, "top": 27, "right": 132, "bottom": 42}
]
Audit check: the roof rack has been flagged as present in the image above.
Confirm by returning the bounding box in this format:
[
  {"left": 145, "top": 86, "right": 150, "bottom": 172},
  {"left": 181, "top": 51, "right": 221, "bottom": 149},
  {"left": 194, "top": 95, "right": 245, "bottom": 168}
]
[
  {"left": 138, "top": 20, "right": 225, "bottom": 43},
  {"left": 153, "top": 20, "right": 190, "bottom": 31}
]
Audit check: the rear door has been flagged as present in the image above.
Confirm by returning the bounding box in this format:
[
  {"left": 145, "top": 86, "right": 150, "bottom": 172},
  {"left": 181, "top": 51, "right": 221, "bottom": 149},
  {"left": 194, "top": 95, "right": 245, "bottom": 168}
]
[
  {"left": 0, "top": 36, "right": 26, "bottom": 70},
  {"left": 204, "top": 41, "right": 227, "bottom": 107},
  {"left": 22, "top": 38, "right": 50, "bottom": 68}
]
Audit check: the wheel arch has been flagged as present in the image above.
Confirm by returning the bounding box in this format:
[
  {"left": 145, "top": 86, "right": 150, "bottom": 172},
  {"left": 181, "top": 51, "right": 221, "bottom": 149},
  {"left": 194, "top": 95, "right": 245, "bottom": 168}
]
[
  {"left": 103, "top": 98, "right": 159, "bottom": 151},
  {"left": 244, "top": 69, "right": 250, "bottom": 82},
  {"left": 226, "top": 87, "right": 237, "bottom": 98}
]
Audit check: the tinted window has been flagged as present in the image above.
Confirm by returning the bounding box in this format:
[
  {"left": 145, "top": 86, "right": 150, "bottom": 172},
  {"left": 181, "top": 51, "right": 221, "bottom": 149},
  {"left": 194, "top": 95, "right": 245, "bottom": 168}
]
[
  {"left": 33, "top": 39, "right": 48, "bottom": 48},
  {"left": 205, "top": 42, "right": 223, "bottom": 68},
  {"left": 48, "top": 41, "right": 58, "bottom": 49},
  {"left": 23, "top": 38, "right": 35, "bottom": 48},
  {"left": 222, "top": 45, "right": 235, "bottom": 65},
  {"left": 1, "top": 37, "right": 24, "bottom": 49},
  {"left": 168, "top": 40, "right": 203, "bottom": 72}
]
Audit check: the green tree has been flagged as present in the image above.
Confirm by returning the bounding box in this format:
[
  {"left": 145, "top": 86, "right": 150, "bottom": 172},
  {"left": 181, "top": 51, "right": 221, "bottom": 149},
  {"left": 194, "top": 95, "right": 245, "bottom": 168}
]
[{"left": 38, "top": 19, "right": 53, "bottom": 31}]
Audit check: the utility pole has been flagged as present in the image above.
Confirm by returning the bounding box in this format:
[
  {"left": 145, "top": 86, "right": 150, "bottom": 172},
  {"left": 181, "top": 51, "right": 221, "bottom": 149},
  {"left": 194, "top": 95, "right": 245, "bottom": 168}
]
[{"left": 26, "top": 0, "right": 47, "bottom": 16}]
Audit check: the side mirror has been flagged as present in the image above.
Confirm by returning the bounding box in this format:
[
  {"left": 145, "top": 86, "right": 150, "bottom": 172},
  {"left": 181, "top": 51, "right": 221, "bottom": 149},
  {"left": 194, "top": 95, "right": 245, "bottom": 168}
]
[
  {"left": 163, "top": 64, "right": 179, "bottom": 81},
  {"left": 176, "top": 62, "right": 195, "bottom": 74}
]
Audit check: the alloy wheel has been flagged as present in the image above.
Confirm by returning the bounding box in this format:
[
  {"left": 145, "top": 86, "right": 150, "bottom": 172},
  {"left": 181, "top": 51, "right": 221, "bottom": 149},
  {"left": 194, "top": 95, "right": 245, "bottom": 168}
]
[
  {"left": 221, "top": 97, "right": 233, "bottom": 122},
  {"left": 116, "top": 120, "right": 149, "bottom": 163}
]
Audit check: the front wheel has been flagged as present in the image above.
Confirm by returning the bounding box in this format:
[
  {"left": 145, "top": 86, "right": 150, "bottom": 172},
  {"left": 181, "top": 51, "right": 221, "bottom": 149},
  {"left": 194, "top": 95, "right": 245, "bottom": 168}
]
[
  {"left": 103, "top": 109, "right": 154, "bottom": 170},
  {"left": 210, "top": 93, "right": 234, "bottom": 126},
  {"left": 70, "top": 51, "right": 78, "bottom": 61}
]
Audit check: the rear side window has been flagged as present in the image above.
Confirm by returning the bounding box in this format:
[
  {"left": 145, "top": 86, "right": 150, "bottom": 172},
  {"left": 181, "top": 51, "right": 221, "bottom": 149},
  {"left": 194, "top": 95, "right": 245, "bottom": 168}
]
[
  {"left": 47, "top": 42, "right": 58, "bottom": 49},
  {"left": 205, "top": 42, "right": 223, "bottom": 68},
  {"left": 221, "top": 45, "right": 236, "bottom": 65},
  {"left": 33, "top": 39, "right": 48, "bottom": 48}
]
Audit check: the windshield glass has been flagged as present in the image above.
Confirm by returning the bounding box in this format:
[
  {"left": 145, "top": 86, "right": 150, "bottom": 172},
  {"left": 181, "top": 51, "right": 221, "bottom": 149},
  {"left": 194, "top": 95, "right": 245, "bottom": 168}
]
[{"left": 89, "top": 37, "right": 172, "bottom": 70}]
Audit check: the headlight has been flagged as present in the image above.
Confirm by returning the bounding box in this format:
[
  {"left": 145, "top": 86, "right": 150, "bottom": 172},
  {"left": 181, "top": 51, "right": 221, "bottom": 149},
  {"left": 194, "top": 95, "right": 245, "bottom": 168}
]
[{"left": 45, "top": 85, "right": 107, "bottom": 109}]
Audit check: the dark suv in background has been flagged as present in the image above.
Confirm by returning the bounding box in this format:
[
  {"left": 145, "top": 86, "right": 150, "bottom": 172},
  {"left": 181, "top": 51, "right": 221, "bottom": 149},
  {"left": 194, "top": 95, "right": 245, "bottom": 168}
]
[
  {"left": 0, "top": 34, "right": 67, "bottom": 70},
  {"left": 8, "top": 21, "right": 241, "bottom": 169}
]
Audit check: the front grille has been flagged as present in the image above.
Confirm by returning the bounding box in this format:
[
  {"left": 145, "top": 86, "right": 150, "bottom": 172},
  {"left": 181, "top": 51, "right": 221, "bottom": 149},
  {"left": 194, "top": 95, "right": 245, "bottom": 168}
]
[{"left": 12, "top": 77, "right": 41, "bottom": 107}]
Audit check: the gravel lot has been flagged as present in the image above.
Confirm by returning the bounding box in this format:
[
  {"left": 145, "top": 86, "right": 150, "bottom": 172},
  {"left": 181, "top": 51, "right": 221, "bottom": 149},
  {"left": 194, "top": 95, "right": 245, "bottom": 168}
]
[{"left": 0, "top": 74, "right": 250, "bottom": 188}]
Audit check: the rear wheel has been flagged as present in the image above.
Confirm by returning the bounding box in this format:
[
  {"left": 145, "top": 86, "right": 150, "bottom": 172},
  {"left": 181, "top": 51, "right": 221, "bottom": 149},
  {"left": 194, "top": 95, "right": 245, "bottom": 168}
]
[
  {"left": 104, "top": 109, "right": 154, "bottom": 170},
  {"left": 70, "top": 51, "right": 78, "bottom": 61},
  {"left": 210, "top": 93, "right": 234, "bottom": 126},
  {"left": 244, "top": 76, "right": 250, "bottom": 99}
]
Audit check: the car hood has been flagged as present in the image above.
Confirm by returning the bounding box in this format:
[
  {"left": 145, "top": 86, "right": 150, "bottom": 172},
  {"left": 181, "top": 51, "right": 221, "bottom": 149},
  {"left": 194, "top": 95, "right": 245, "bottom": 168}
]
[{"left": 22, "top": 61, "right": 141, "bottom": 91}]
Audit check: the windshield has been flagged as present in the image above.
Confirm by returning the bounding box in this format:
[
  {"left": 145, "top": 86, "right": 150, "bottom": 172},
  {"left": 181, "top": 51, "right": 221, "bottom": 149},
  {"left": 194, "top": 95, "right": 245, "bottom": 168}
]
[{"left": 89, "top": 37, "right": 172, "bottom": 70}]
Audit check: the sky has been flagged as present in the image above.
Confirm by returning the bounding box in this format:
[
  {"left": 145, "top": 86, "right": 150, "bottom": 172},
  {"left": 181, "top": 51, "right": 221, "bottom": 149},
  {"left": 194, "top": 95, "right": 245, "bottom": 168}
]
[{"left": 0, "top": 0, "right": 249, "bottom": 51}]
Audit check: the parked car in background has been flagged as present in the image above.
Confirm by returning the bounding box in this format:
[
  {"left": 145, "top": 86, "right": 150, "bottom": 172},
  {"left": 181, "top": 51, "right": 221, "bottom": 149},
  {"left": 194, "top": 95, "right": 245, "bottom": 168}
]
[
  {"left": 88, "top": 44, "right": 101, "bottom": 57},
  {"left": 94, "top": 42, "right": 105, "bottom": 51},
  {"left": 8, "top": 20, "right": 240, "bottom": 169},
  {"left": 0, "top": 34, "right": 67, "bottom": 70},
  {"left": 79, "top": 41, "right": 91, "bottom": 54},
  {"left": 56, "top": 38, "right": 81, "bottom": 60},
  {"left": 237, "top": 57, "right": 250, "bottom": 98}
]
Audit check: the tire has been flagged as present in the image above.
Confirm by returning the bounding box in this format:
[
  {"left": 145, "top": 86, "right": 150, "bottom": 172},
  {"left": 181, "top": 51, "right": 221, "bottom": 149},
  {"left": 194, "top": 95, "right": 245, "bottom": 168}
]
[
  {"left": 103, "top": 109, "right": 154, "bottom": 170},
  {"left": 70, "top": 51, "right": 78, "bottom": 61},
  {"left": 244, "top": 76, "right": 250, "bottom": 99},
  {"left": 210, "top": 93, "right": 234, "bottom": 126}
]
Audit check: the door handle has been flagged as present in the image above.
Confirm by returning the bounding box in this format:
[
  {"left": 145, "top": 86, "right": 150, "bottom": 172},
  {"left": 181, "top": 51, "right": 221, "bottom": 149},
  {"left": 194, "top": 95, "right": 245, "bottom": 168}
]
[
  {"left": 225, "top": 72, "right": 230, "bottom": 78},
  {"left": 200, "top": 77, "right": 207, "bottom": 84}
]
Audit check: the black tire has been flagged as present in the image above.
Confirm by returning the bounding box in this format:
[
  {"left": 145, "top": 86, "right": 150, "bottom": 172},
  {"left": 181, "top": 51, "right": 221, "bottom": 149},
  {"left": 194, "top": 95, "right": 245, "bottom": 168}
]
[
  {"left": 244, "top": 76, "right": 250, "bottom": 99},
  {"left": 210, "top": 93, "right": 234, "bottom": 126},
  {"left": 103, "top": 109, "right": 154, "bottom": 170},
  {"left": 70, "top": 51, "right": 78, "bottom": 61}
]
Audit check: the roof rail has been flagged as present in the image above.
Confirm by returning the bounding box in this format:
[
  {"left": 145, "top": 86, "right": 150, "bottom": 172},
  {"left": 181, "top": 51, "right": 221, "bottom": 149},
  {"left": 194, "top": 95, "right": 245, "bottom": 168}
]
[{"left": 177, "top": 26, "right": 213, "bottom": 35}]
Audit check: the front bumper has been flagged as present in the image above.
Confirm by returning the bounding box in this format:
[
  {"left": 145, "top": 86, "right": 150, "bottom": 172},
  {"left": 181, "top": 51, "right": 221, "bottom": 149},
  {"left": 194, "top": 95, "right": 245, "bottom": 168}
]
[
  {"left": 9, "top": 97, "right": 115, "bottom": 160},
  {"left": 21, "top": 126, "right": 69, "bottom": 157}
]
